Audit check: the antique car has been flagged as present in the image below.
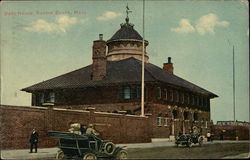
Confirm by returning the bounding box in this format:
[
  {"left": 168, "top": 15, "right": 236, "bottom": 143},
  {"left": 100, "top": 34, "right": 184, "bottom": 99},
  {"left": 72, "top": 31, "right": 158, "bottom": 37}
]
[
  {"left": 48, "top": 131, "right": 128, "bottom": 159},
  {"left": 175, "top": 133, "right": 203, "bottom": 147}
]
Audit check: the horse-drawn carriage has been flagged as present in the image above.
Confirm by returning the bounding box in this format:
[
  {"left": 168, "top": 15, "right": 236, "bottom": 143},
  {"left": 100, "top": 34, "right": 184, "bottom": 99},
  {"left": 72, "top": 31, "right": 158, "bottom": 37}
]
[{"left": 48, "top": 131, "right": 127, "bottom": 159}]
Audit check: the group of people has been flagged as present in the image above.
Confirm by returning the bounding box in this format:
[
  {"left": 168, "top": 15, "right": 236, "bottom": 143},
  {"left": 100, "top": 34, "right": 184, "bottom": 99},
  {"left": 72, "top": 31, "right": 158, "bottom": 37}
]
[{"left": 79, "top": 124, "right": 100, "bottom": 136}]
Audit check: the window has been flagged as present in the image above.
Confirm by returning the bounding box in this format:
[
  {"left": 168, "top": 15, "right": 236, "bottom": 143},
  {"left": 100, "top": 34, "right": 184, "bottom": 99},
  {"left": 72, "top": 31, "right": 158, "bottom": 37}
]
[
  {"left": 40, "top": 93, "right": 44, "bottom": 103},
  {"left": 184, "top": 111, "right": 189, "bottom": 120},
  {"left": 165, "top": 89, "right": 168, "bottom": 100},
  {"left": 203, "top": 97, "right": 207, "bottom": 107},
  {"left": 118, "top": 87, "right": 135, "bottom": 99},
  {"left": 157, "top": 87, "right": 161, "bottom": 99},
  {"left": 39, "top": 91, "right": 56, "bottom": 104},
  {"left": 162, "top": 114, "right": 168, "bottom": 126},
  {"left": 157, "top": 114, "right": 162, "bottom": 126},
  {"left": 170, "top": 90, "right": 174, "bottom": 102},
  {"left": 137, "top": 87, "right": 141, "bottom": 98},
  {"left": 196, "top": 96, "right": 199, "bottom": 105},
  {"left": 200, "top": 97, "right": 203, "bottom": 107},
  {"left": 136, "top": 87, "right": 149, "bottom": 99},
  {"left": 192, "top": 95, "right": 195, "bottom": 105},
  {"left": 124, "top": 87, "right": 131, "bottom": 99},
  {"left": 50, "top": 92, "right": 55, "bottom": 103},
  {"left": 186, "top": 93, "right": 190, "bottom": 104},
  {"left": 175, "top": 90, "right": 179, "bottom": 102},
  {"left": 181, "top": 92, "right": 184, "bottom": 104},
  {"left": 193, "top": 112, "right": 198, "bottom": 121}
]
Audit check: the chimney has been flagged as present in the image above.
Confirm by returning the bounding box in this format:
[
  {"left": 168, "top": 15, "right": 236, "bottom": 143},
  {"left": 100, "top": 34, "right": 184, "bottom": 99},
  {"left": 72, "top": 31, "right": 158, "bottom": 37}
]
[
  {"left": 163, "top": 57, "right": 174, "bottom": 74},
  {"left": 92, "top": 34, "right": 107, "bottom": 80}
]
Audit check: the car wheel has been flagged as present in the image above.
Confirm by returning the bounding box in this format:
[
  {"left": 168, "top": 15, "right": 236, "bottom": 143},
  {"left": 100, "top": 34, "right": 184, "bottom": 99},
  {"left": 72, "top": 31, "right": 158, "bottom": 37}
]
[
  {"left": 104, "top": 142, "right": 115, "bottom": 155},
  {"left": 116, "top": 149, "right": 128, "bottom": 160},
  {"left": 56, "top": 150, "right": 64, "bottom": 159},
  {"left": 187, "top": 139, "right": 193, "bottom": 147},
  {"left": 198, "top": 137, "right": 203, "bottom": 146},
  {"left": 83, "top": 153, "right": 97, "bottom": 160}
]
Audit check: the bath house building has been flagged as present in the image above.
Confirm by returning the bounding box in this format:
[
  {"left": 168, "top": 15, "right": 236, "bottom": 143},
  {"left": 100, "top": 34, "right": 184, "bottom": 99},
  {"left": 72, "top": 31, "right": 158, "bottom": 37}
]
[{"left": 22, "top": 15, "right": 218, "bottom": 138}]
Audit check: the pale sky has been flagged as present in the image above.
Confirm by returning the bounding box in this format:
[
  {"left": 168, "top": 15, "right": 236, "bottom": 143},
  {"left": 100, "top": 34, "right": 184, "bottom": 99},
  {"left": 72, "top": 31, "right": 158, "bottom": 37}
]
[{"left": 1, "top": 0, "right": 249, "bottom": 123}]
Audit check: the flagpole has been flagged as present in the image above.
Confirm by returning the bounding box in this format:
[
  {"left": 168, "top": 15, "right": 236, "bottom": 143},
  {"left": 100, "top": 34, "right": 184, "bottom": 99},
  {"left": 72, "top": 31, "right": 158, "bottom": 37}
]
[
  {"left": 233, "top": 45, "right": 235, "bottom": 122},
  {"left": 141, "top": 0, "right": 145, "bottom": 117}
]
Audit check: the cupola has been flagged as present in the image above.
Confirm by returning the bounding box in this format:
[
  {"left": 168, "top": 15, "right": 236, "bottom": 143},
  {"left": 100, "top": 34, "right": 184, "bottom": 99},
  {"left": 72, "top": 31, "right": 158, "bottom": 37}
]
[{"left": 106, "top": 5, "right": 149, "bottom": 62}]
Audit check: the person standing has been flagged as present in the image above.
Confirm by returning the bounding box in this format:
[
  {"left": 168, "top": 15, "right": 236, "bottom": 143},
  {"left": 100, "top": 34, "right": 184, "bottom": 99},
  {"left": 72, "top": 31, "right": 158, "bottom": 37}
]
[
  {"left": 29, "top": 129, "right": 38, "bottom": 153},
  {"left": 207, "top": 132, "right": 211, "bottom": 142}
]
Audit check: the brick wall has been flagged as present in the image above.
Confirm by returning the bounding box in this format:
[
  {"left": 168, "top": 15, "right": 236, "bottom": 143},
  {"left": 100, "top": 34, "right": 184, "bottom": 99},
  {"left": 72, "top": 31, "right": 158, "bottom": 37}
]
[
  {"left": 53, "top": 103, "right": 211, "bottom": 138},
  {"left": 0, "top": 105, "right": 150, "bottom": 149}
]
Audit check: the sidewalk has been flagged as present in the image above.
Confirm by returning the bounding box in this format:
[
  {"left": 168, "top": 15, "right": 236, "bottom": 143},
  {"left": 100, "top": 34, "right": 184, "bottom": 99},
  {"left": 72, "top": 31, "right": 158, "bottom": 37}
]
[{"left": 1, "top": 140, "right": 249, "bottom": 160}]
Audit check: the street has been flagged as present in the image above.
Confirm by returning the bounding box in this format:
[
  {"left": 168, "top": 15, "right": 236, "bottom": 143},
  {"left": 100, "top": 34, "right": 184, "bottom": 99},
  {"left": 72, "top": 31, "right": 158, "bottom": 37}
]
[
  {"left": 1, "top": 141, "right": 249, "bottom": 159},
  {"left": 127, "top": 142, "right": 249, "bottom": 159}
]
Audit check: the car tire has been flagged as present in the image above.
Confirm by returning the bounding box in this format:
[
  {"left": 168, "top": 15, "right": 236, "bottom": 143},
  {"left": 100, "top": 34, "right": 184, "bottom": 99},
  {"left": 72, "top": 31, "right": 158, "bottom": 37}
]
[
  {"left": 115, "top": 149, "right": 128, "bottom": 160},
  {"left": 83, "top": 153, "right": 97, "bottom": 160},
  {"left": 56, "top": 150, "right": 64, "bottom": 159},
  {"left": 198, "top": 137, "right": 203, "bottom": 146},
  {"left": 104, "top": 142, "right": 115, "bottom": 155}
]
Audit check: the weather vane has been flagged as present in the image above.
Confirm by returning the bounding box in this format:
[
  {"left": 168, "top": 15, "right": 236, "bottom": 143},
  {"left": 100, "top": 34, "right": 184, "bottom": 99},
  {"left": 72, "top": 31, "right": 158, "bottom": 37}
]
[{"left": 125, "top": 3, "right": 132, "bottom": 23}]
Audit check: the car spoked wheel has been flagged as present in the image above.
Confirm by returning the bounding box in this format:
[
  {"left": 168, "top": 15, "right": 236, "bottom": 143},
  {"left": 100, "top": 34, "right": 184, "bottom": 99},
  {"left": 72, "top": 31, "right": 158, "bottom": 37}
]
[
  {"left": 116, "top": 149, "right": 128, "bottom": 160},
  {"left": 198, "top": 137, "right": 203, "bottom": 146},
  {"left": 56, "top": 150, "right": 64, "bottom": 159},
  {"left": 104, "top": 142, "right": 115, "bottom": 155},
  {"left": 83, "top": 153, "right": 97, "bottom": 160}
]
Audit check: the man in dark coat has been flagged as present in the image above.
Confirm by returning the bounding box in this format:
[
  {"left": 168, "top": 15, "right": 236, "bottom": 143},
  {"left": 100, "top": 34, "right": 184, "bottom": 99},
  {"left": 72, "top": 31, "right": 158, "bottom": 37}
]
[{"left": 29, "top": 129, "right": 38, "bottom": 153}]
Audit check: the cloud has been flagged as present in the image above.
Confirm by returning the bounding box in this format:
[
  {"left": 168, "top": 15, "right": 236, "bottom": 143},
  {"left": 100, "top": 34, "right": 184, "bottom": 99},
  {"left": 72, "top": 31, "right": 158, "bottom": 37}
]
[
  {"left": 171, "top": 19, "right": 195, "bottom": 34},
  {"left": 24, "top": 15, "right": 88, "bottom": 33},
  {"left": 97, "top": 11, "right": 121, "bottom": 21},
  {"left": 195, "top": 13, "right": 229, "bottom": 35},
  {"left": 171, "top": 13, "right": 229, "bottom": 35}
]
